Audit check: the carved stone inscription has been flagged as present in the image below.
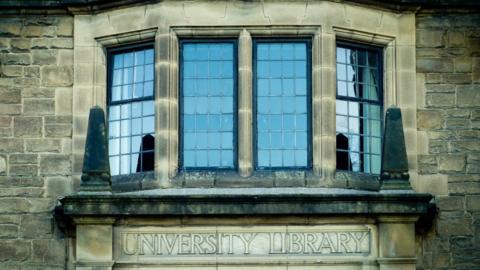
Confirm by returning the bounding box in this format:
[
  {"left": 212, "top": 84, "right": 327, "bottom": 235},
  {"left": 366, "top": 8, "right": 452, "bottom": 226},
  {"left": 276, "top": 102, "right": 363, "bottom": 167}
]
[{"left": 118, "top": 226, "right": 371, "bottom": 258}]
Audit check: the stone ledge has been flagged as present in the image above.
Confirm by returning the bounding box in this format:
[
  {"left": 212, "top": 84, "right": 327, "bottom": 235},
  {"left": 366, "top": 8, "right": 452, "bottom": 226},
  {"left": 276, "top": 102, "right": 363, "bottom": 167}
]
[
  {"left": 58, "top": 188, "right": 433, "bottom": 217},
  {"left": 1, "top": 0, "right": 479, "bottom": 14}
]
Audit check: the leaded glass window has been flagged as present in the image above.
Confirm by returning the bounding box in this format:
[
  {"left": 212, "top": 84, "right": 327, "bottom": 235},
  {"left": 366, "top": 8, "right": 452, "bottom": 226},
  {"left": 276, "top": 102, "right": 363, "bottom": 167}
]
[
  {"left": 181, "top": 42, "right": 236, "bottom": 169},
  {"left": 108, "top": 45, "right": 155, "bottom": 176},
  {"left": 336, "top": 43, "right": 383, "bottom": 174},
  {"left": 255, "top": 41, "right": 311, "bottom": 169}
]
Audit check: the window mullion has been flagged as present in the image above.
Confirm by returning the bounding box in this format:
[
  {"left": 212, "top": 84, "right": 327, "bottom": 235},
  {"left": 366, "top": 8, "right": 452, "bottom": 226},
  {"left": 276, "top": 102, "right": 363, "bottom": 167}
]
[{"left": 238, "top": 29, "right": 253, "bottom": 177}]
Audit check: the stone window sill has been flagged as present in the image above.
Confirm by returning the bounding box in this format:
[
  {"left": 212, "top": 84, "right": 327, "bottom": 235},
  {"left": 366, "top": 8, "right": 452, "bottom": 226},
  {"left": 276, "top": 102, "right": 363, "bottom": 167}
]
[{"left": 111, "top": 170, "right": 380, "bottom": 191}]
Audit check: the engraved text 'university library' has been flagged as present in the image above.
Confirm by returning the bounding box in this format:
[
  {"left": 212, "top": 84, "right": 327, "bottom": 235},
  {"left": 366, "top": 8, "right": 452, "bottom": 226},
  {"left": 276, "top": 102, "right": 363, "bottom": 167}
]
[{"left": 122, "top": 231, "right": 370, "bottom": 256}]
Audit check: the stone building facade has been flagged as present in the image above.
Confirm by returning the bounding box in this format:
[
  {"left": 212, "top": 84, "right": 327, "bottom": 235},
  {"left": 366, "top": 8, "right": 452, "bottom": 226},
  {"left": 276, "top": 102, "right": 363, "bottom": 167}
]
[{"left": 0, "top": 0, "right": 478, "bottom": 269}]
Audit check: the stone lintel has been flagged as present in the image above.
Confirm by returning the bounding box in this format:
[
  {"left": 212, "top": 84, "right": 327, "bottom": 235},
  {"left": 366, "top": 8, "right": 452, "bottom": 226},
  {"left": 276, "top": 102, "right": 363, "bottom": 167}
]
[{"left": 59, "top": 188, "right": 433, "bottom": 218}]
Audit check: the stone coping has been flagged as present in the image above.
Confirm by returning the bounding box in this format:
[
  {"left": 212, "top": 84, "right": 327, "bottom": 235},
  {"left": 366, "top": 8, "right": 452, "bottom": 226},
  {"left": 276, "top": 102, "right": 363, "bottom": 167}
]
[
  {"left": 58, "top": 187, "right": 433, "bottom": 217},
  {"left": 1, "top": 0, "right": 479, "bottom": 12}
]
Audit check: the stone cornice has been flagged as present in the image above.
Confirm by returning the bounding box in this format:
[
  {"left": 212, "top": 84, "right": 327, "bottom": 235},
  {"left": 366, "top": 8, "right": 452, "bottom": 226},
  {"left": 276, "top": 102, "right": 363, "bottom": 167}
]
[
  {"left": 0, "top": 0, "right": 479, "bottom": 15},
  {"left": 58, "top": 188, "right": 433, "bottom": 217}
]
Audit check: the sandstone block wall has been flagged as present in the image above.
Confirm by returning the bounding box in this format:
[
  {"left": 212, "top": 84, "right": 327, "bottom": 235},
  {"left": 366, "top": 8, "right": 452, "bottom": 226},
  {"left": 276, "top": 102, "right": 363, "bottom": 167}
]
[
  {"left": 0, "top": 16, "right": 73, "bottom": 270},
  {"left": 416, "top": 14, "right": 480, "bottom": 269},
  {"left": 0, "top": 6, "right": 479, "bottom": 270}
]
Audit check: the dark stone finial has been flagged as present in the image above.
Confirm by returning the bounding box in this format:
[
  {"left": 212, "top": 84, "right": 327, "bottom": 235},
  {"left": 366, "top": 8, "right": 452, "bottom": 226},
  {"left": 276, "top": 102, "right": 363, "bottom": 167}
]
[
  {"left": 380, "top": 107, "right": 411, "bottom": 190},
  {"left": 80, "top": 106, "right": 111, "bottom": 192}
]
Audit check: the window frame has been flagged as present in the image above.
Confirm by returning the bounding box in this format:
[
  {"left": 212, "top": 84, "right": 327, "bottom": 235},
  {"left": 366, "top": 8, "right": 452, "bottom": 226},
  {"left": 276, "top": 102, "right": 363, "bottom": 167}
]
[
  {"left": 178, "top": 38, "right": 239, "bottom": 172},
  {"left": 335, "top": 40, "right": 384, "bottom": 175},
  {"left": 106, "top": 42, "right": 156, "bottom": 177},
  {"left": 252, "top": 38, "right": 314, "bottom": 171}
]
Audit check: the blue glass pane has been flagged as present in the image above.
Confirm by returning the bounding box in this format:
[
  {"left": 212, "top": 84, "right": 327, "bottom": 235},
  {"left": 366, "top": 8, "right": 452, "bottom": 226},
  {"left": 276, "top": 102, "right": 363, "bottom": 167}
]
[
  {"left": 181, "top": 43, "right": 235, "bottom": 169},
  {"left": 113, "top": 54, "right": 123, "bottom": 69},
  {"left": 145, "top": 49, "right": 154, "bottom": 64},
  {"left": 124, "top": 52, "right": 134, "bottom": 67},
  {"left": 256, "top": 42, "right": 309, "bottom": 168},
  {"left": 134, "top": 51, "right": 144, "bottom": 65}
]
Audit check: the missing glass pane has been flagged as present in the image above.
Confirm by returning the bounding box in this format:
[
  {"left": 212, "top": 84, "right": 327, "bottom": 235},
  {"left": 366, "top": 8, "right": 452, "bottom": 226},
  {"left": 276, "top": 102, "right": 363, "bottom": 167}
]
[
  {"left": 108, "top": 45, "right": 155, "bottom": 176},
  {"left": 336, "top": 43, "right": 383, "bottom": 175}
]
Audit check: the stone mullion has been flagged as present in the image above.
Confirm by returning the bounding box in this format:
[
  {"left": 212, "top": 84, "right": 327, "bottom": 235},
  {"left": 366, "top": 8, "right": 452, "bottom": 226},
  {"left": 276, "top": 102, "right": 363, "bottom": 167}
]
[
  {"left": 167, "top": 32, "right": 179, "bottom": 182},
  {"left": 320, "top": 30, "right": 337, "bottom": 181},
  {"left": 238, "top": 29, "right": 253, "bottom": 177},
  {"left": 311, "top": 29, "right": 322, "bottom": 179},
  {"left": 154, "top": 31, "right": 178, "bottom": 188}
]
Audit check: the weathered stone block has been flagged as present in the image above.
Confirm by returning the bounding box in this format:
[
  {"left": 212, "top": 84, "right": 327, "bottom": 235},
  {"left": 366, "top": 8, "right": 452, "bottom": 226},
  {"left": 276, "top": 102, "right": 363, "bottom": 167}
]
[
  {"left": 39, "top": 155, "right": 71, "bottom": 175},
  {"left": 466, "top": 196, "right": 480, "bottom": 211},
  {"left": 445, "top": 117, "right": 469, "bottom": 129},
  {"left": 41, "top": 66, "right": 73, "bottom": 87},
  {"left": 426, "top": 93, "right": 455, "bottom": 107},
  {"left": 45, "top": 176, "right": 71, "bottom": 198},
  {"left": 28, "top": 198, "right": 55, "bottom": 213},
  {"left": 425, "top": 83, "right": 455, "bottom": 93},
  {"left": 0, "top": 198, "right": 31, "bottom": 213},
  {"left": 432, "top": 252, "right": 451, "bottom": 268},
  {"left": 424, "top": 236, "right": 450, "bottom": 253},
  {"left": 456, "top": 130, "right": 480, "bottom": 139},
  {"left": 429, "top": 140, "right": 448, "bottom": 154},
  {"left": 437, "top": 212, "right": 473, "bottom": 236},
  {"left": 417, "top": 110, "right": 444, "bottom": 129},
  {"left": 448, "top": 31, "right": 465, "bottom": 47},
  {"left": 25, "top": 17, "right": 57, "bottom": 26},
  {"left": 450, "top": 141, "right": 480, "bottom": 153},
  {"left": 0, "top": 39, "right": 9, "bottom": 52},
  {"left": 24, "top": 67, "right": 39, "bottom": 79},
  {"left": 9, "top": 165, "right": 38, "bottom": 176},
  {"left": 20, "top": 215, "right": 52, "bottom": 238},
  {"left": 454, "top": 57, "right": 472, "bottom": 73},
  {"left": 45, "top": 124, "right": 72, "bottom": 137},
  {"left": 0, "top": 139, "right": 23, "bottom": 153},
  {"left": 0, "top": 117, "right": 12, "bottom": 127},
  {"left": 31, "top": 38, "right": 49, "bottom": 49},
  {"left": 25, "top": 139, "right": 61, "bottom": 153},
  {"left": 23, "top": 26, "right": 56, "bottom": 37},
  {"left": 417, "top": 58, "right": 454, "bottom": 73},
  {"left": 1, "top": 53, "right": 31, "bottom": 65},
  {"left": 0, "top": 224, "right": 17, "bottom": 238},
  {"left": 13, "top": 117, "right": 42, "bottom": 137},
  {"left": 32, "top": 50, "right": 58, "bottom": 65},
  {"left": 443, "top": 73, "right": 472, "bottom": 84},
  {"left": 418, "top": 155, "right": 438, "bottom": 174},
  {"left": 44, "top": 115, "right": 71, "bottom": 124},
  {"left": 457, "top": 85, "right": 480, "bottom": 107},
  {"left": 50, "top": 38, "right": 73, "bottom": 49},
  {"left": 22, "top": 87, "right": 55, "bottom": 98},
  {"left": 57, "top": 17, "right": 73, "bottom": 37},
  {"left": 57, "top": 49, "right": 73, "bottom": 66},
  {"left": 0, "top": 187, "right": 43, "bottom": 197},
  {"left": 0, "top": 23, "right": 21, "bottom": 36},
  {"left": 449, "top": 181, "right": 480, "bottom": 195},
  {"left": 10, "top": 38, "right": 30, "bottom": 52},
  {"left": 417, "top": 30, "right": 445, "bottom": 48},
  {"left": 32, "top": 239, "right": 65, "bottom": 265},
  {"left": 473, "top": 57, "right": 480, "bottom": 82},
  {"left": 13, "top": 77, "right": 39, "bottom": 87},
  {"left": 436, "top": 195, "right": 464, "bottom": 211},
  {"left": 0, "top": 240, "right": 30, "bottom": 262},
  {"left": 0, "top": 156, "right": 5, "bottom": 174},
  {"left": 1, "top": 66, "right": 23, "bottom": 77},
  {"left": 0, "top": 176, "right": 43, "bottom": 188},
  {"left": 451, "top": 236, "right": 474, "bottom": 251},
  {"left": 23, "top": 99, "right": 55, "bottom": 115},
  {"left": 77, "top": 224, "right": 113, "bottom": 261},
  {"left": 0, "top": 88, "right": 21, "bottom": 104}
]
